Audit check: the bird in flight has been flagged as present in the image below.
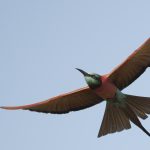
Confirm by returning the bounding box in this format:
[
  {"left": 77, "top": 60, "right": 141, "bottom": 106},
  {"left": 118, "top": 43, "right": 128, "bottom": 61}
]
[{"left": 1, "top": 38, "right": 150, "bottom": 138}]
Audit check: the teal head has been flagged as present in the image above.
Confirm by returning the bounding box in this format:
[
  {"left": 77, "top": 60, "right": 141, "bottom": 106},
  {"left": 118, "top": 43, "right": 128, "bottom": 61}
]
[{"left": 76, "top": 68, "right": 102, "bottom": 89}]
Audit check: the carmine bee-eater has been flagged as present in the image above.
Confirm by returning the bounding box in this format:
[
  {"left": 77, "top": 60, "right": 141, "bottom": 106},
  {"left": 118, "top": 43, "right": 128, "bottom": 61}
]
[{"left": 1, "top": 38, "right": 150, "bottom": 138}]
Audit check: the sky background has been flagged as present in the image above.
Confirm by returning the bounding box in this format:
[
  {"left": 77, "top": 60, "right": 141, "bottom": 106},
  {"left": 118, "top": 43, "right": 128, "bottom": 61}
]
[{"left": 0, "top": 0, "right": 150, "bottom": 150}]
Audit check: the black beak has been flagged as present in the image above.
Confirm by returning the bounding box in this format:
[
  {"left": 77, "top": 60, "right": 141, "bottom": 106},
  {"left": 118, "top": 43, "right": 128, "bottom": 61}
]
[{"left": 76, "top": 68, "right": 89, "bottom": 76}]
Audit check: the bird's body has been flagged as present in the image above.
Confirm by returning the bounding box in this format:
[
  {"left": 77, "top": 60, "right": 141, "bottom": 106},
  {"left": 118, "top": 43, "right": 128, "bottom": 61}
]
[
  {"left": 94, "top": 75, "right": 117, "bottom": 99},
  {"left": 1, "top": 38, "right": 150, "bottom": 138}
]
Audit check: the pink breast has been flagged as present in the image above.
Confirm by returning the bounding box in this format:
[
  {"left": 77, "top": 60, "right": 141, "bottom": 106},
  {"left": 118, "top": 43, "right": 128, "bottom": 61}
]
[{"left": 94, "top": 75, "right": 117, "bottom": 99}]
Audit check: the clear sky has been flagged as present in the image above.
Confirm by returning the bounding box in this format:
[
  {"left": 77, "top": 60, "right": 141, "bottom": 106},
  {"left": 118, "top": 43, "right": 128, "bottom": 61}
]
[{"left": 0, "top": 0, "right": 150, "bottom": 150}]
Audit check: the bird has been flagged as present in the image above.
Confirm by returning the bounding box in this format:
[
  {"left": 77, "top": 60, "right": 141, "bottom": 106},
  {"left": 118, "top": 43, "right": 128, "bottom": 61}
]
[{"left": 1, "top": 38, "right": 150, "bottom": 138}]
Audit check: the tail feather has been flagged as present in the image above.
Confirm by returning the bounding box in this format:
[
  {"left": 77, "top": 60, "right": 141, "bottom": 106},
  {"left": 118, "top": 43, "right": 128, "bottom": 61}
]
[
  {"left": 98, "top": 102, "right": 131, "bottom": 137},
  {"left": 125, "top": 94, "right": 150, "bottom": 119},
  {"left": 126, "top": 100, "right": 148, "bottom": 119},
  {"left": 121, "top": 103, "right": 150, "bottom": 136},
  {"left": 116, "top": 106, "right": 131, "bottom": 130},
  {"left": 98, "top": 94, "right": 150, "bottom": 137},
  {"left": 109, "top": 103, "right": 116, "bottom": 133}
]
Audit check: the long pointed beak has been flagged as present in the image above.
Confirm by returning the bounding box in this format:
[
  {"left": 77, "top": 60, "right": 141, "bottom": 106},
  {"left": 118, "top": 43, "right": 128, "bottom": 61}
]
[{"left": 76, "top": 68, "right": 89, "bottom": 76}]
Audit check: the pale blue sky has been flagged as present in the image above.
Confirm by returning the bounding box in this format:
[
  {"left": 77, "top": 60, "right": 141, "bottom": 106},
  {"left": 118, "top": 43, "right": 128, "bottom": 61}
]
[{"left": 0, "top": 0, "right": 150, "bottom": 150}]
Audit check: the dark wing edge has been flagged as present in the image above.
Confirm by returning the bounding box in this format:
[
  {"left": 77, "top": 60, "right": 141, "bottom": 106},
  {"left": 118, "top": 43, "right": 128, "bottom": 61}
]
[
  {"left": 108, "top": 38, "right": 150, "bottom": 90},
  {"left": 0, "top": 87, "right": 103, "bottom": 114}
]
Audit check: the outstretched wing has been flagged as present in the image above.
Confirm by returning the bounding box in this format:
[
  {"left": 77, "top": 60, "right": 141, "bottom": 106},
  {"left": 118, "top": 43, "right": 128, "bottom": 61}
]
[
  {"left": 0, "top": 87, "right": 103, "bottom": 114},
  {"left": 108, "top": 38, "right": 150, "bottom": 90}
]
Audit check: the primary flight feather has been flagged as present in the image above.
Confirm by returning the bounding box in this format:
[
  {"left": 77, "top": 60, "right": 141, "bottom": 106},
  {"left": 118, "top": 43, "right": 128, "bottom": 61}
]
[{"left": 1, "top": 38, "right": 150, "bottom": 138}]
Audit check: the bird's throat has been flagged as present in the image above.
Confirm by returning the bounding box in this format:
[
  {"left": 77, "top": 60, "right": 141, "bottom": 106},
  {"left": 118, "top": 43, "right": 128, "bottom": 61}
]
[{"left": 85, "top": 76, "right": 101, "bottom": 89}]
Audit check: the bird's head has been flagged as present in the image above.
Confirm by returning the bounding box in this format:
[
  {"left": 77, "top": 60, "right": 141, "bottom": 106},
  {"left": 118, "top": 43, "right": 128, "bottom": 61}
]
[{"left": 76, "top": 68, "right": 102, "bottom": 89}]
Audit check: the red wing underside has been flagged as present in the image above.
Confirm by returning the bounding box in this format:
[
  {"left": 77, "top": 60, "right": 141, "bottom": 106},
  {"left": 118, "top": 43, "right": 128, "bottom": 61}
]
[{"left": 0, "top": 87, "right": 103, "bottom": 114}]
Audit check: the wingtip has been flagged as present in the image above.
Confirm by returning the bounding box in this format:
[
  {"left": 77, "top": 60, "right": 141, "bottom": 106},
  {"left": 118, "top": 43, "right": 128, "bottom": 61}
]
[
  {"left": 0, "top": 106, "right": 7, "bottom": 109},
  {"left": 0, "top": 106, "right": 21, "bottom": 110}
]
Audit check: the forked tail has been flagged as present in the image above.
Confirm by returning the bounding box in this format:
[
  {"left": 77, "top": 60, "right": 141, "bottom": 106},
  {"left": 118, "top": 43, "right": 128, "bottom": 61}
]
[{"left": 98, "top": 94, "right": 150, "bottom": 137}]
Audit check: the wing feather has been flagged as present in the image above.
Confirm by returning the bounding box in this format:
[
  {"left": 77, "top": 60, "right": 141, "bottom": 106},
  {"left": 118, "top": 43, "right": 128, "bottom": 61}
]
[
  {"left": 108, "top": 38, "right": 150, "bottom": 90},
  {"left": 0, "top": 87, "right": 103, "bottom": 114}
]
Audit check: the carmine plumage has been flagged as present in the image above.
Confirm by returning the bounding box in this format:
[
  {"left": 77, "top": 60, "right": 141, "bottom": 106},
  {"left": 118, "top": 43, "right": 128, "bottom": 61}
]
[{"left": 1, "top": 38, "right": 150, "bottom": 138}]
